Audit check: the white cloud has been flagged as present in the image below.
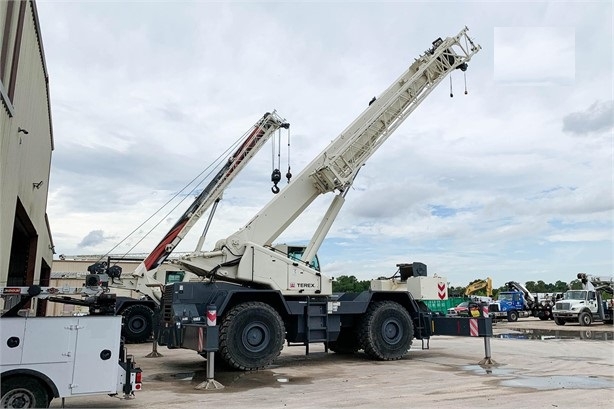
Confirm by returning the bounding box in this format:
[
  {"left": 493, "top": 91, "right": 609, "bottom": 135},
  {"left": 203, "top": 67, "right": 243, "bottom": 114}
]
[
  {"left": 494, "top": 26, "right": 575, "bottom": 85},
  {"left": 563, "top": 100, "right": 614, "bottom": 135},
  {"left": 36, "top": 1, "right": 613, "bottom": 287}
]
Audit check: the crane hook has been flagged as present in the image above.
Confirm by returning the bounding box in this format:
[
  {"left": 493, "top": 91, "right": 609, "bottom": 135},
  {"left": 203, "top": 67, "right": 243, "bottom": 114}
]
[{"left": 271, "top": 168, "right": 281, "bottom": 194}]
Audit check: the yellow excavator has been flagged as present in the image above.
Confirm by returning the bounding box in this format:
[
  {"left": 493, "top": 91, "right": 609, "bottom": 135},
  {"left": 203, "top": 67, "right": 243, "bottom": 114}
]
[
  {"left": 465, "top": 278, "right": 493, "bottom": 297},
  {"left": 464, "top": 278, "right": 493, "bottom": 318}
]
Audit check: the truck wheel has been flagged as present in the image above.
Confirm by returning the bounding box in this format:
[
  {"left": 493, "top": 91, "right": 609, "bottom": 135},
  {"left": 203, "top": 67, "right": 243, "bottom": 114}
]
[
  {"left": 1, "top": 376, "right": 49, "bottom": 408},
  {"left": 554, "top": 317, "right": 566, "bottom": 326},
  {"left": 507, "top": 310, "right": 519, "bottom": 322},
  {"left": 121, "top": 304, "right": 154, "bottom": 343},
  {"left": 327, "top": 328, "right": 359, "bottom": 354},
  {"left": 219, "top": 302, "right": 285, "bottom": 371},
  {"left": 358, "top": 301, "right": 413, "bottom": 361},
  {"left": 578, "top": 311, "right": 593, "bottom": 326}
]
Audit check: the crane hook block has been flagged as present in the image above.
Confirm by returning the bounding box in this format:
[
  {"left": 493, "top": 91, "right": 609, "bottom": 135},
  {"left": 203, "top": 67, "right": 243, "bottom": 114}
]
[
  {"left": 286, "top": 167, "right": 292, "bottom": 183},
  {"left": 271, "top": 168, "right": 281, "bottom": 194}
]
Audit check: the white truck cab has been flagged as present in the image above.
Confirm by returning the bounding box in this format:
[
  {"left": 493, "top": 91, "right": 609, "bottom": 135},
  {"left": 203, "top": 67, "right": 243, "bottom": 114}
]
[{"left": 553, "top": 275, "right": 614, "bottom": 326}]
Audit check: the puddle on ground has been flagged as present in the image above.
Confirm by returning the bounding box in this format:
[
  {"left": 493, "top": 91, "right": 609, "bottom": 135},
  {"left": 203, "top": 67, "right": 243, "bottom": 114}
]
[
  {"left": 500, "top": 375, "right": 614, "bottom": 390},
  {"left": 150, "top": 369, "right": 311, "bottom": 392},
  {"left": 462, "top": 365, "right": 614, "bottom": 390},
  {"left": 496, "top": 328, "right": 614, "bottom": 341}
]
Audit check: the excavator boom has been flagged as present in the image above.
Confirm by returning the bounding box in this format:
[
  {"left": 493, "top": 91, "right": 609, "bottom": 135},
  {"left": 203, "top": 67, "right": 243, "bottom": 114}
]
[{"left": 465, "top": 278, "right": 493, "bottom": 297}]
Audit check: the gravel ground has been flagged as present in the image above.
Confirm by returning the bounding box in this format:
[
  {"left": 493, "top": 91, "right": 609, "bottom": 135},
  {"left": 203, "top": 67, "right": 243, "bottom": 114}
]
[{"left": 50, "top": 318, "right": 614, "bottom": 409}]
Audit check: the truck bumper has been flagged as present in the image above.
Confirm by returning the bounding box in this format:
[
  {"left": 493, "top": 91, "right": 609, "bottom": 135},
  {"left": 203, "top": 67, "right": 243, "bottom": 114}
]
[{"left": 553, "top": 312, "right": 577, "bottom": 318}]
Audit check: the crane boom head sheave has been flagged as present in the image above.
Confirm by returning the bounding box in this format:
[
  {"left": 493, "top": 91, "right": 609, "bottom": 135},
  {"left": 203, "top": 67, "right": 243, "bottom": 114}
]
[{"left": 310, "top": 26, "right": 481, "bottom": 194}]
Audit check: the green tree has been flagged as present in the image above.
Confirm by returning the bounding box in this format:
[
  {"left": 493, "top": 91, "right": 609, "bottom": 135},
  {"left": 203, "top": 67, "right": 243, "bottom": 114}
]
[
  {"left": 554, "top": 280, "right": 569, "bottom": 292},
  {"left": 497, "top": 285, "right": 509, "bottom": 293},
  {"left": 524, "top": 280, "right": 568, "bottom": 293},
  {"left": 332, "top": 275, "right": 370, "bottom": 293},
  {"left": 569, "top": 279, "right": 582, "bottom": 290},
  {"left": 525, "top": 281, "right": 537, "bottom": 292},
  {"left": 534, "top": 280, "right": 548, "bottom": 292},
  {"left": 448, "top": 286, "right": 465, "bottom": 297}
]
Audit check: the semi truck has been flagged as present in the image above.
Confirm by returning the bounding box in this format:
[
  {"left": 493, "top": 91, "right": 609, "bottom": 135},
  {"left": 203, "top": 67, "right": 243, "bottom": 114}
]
[
  {"left": 1, "top": 285, "right": 142, "bottom": 408},
  {"left": 156, "top": 27, "right": 488, "bottom": 371},
  {"left": 85, "top": 111, "right": 291, "bottom": 343},
  {"left": 489, "top": 281, "right": 561, "bottom": 321},
  {"left": 553, "top": 273, "right": 614, "bottom": 326}
]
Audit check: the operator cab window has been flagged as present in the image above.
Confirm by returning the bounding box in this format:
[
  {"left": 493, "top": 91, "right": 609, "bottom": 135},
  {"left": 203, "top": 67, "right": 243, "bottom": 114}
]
[{"left": 287, "top": 246, "right": 321, "bottom": 272}]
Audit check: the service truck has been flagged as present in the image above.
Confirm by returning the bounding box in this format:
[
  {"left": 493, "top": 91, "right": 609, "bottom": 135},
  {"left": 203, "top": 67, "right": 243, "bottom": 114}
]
[
  {"left": 1, "top": 285, "right": 142, "bottom": 408},
  {"left": 155, "top": 27, "right": 491, "bottom": 371},
  {"left": 553, "top": 273, "right": 614, "bottom": 326}
]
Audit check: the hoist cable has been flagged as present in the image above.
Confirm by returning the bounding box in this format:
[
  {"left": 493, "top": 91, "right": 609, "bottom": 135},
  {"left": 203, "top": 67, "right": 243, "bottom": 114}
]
[
  {"left": 285, "top": 126, "right": 292, "bottom": 182},
  {"left": 100, "top": 126, "right": 255, "bottom": 264}
]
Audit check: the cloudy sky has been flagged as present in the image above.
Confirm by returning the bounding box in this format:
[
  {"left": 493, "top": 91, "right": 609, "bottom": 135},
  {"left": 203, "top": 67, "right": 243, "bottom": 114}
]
[{"left": 36, "top": 1, "right": 612, "bottom": 287}]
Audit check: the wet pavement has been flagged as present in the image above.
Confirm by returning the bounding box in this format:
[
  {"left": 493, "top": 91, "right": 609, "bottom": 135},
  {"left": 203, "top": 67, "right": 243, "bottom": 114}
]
[
  {"left": 50, "top": 317, "right": 614, "bottom": 409},
  {"left": 496, "top": 327, "right": 614, "bottom": 341},
  {"left": 462, "top": 364, "right": 614, "bottom": 389},
  {"left": 150, "top": 369, "right": 312, "bottom": 392}
]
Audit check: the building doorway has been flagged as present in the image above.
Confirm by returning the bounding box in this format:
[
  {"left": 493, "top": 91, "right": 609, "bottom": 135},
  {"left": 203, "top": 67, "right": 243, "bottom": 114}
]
[{"left": 5, "top": 200, "right": 38, "bottom": 311}]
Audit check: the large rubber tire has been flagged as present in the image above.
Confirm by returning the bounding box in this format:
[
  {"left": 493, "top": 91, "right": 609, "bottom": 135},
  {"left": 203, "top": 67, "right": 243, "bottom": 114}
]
[
  {"left": 507, "top": 310, "right": 519, "bottom": 322},
  {"left": 219, "top": 302, "right": 285, "bottom": 371},
  {"left": 328, "top": 328, "right": 359, "bottom": 354},
  {"left": 1, "top": 376, "right": 49, "bottom": 408},
  {"left": 578, "top": 311, "right": 593, "bottom": 326},
  {"left": 121, "top": 304, "right": 154, "bottom": 343},
  {"left": 358, "top": 301, "right": 413, "bottom": 361},
  {"left": 554, "top": 317, "right": 566, "bottom": 326}
]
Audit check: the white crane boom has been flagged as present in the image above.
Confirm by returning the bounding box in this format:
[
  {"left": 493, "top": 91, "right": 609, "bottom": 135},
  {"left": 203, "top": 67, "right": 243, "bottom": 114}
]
[
  {"left": 577, "top": 273, "right": 614, "bottom": 292},
  {"left": 177, "top": 27, "right": 481, "bottom": 296}
]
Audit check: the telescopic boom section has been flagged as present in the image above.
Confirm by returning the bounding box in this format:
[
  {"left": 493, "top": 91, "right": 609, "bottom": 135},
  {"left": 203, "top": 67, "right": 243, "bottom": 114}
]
[
  {"left": 179, "top": 28, "right": 480, "bottom": 295},
  {"left": 505, "top": 281, "right": 536, "bottom": 307},
  {"left": 131, "top": 111, "right": 289, "bottom": 281}
]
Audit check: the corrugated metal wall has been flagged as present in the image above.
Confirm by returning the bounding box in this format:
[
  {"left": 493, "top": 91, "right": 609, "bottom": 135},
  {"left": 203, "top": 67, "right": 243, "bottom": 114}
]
[{"left": 0, "top": 0, "right": 54, "bottom": 293}]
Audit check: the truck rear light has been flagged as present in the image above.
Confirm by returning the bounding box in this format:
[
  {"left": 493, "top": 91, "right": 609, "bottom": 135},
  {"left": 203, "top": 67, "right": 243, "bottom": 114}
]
[{"left": 132, "top": 368, "right": 142, "bottom": 391}]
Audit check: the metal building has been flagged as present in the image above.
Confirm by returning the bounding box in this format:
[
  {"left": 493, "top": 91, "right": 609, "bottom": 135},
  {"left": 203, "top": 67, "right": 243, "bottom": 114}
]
[{"left": 0, "top": 0, "right": 54, "bottom": 315}]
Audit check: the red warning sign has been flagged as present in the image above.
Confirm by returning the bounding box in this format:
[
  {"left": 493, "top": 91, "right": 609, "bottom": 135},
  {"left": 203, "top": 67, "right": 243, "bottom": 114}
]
[
  {"left": 437, "top": 283, "right": 446, "bottom": 300},
  {"left": 206, "top": 309, "right": 217, "bottom": 326}
]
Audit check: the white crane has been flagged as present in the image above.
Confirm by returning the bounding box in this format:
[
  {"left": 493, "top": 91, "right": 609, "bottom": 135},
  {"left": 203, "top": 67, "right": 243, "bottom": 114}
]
[{"left": 177, "top": 27, "right": 481, "bottom": 296}]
